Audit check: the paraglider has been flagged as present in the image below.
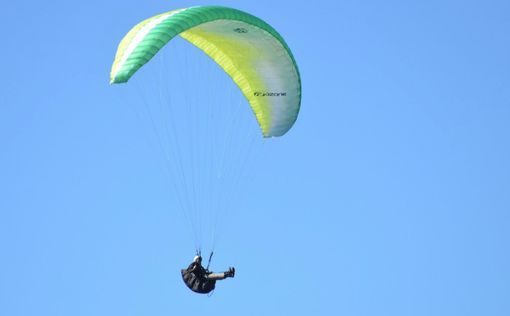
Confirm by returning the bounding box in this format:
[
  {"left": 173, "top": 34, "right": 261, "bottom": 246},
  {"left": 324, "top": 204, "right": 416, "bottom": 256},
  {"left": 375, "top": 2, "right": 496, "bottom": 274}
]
[
  {"left": 110, "top": 5, "right": 301, "bottom": 293},
  {"left": 181, "top": 255, "right": 235, "bottom": 294}
]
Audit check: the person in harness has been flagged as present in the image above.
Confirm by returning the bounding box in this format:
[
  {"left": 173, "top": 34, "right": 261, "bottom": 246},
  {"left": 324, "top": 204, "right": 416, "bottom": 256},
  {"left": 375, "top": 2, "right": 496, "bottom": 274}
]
[{"left": 181, "top": 255, "right": 235, "bottom": 294}]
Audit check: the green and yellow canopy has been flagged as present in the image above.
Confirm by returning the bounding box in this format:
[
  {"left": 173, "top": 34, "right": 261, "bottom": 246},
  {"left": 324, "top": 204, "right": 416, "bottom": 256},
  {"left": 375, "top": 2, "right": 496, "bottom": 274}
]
[{"left": 110, "top": 6, "right": 301, "bottom": 137}]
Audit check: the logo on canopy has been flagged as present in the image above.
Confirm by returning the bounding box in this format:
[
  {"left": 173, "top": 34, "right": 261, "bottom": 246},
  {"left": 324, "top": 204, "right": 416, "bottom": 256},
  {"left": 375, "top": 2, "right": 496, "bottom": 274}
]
[{"left": 233, "top": 28, "right": 248, "bottom": 33}]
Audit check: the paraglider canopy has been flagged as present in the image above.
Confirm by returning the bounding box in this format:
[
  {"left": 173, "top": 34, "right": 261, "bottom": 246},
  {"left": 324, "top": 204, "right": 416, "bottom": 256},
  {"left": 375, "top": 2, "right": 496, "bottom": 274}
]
[{"left": 110, "top": 5, "right": 301, "bottom": 137}]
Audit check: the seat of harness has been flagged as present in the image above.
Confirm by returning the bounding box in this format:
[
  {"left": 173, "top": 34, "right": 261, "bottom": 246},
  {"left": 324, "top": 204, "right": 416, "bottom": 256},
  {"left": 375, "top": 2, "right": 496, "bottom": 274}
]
[{"left": 181, "top": 269, "right": 216, "bottom": 294}]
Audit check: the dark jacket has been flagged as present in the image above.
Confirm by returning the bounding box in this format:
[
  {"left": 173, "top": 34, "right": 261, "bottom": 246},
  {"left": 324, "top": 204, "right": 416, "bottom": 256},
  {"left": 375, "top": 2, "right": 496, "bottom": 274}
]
[{"left": 181, "top": 262, "right": 216, "bottom": 294}]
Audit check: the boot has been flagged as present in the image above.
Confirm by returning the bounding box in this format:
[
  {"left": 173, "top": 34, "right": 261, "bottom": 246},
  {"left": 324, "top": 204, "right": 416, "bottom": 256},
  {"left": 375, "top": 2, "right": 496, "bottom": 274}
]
[{"left": 225, "top": 267, "right": 235, "bottom": 278}]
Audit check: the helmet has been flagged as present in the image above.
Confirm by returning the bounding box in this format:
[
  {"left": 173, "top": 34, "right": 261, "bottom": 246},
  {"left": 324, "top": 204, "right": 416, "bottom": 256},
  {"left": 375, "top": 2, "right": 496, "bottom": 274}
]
[{"left": 193, "top": 255, "right": 202, "bottom": 263}]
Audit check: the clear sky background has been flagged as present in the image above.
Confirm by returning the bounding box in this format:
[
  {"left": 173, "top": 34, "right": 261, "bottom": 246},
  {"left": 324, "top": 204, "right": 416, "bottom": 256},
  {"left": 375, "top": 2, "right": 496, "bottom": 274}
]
[{"left": 1, "top": 0, "right": 510, "bottom": 315}]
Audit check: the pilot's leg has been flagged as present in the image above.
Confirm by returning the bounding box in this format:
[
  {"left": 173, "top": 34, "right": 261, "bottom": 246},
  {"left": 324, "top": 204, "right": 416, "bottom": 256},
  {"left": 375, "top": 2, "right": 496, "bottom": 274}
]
[
  {"left": 206, "top": 273, "right": 226, "bottom": 280},
  {"left": 206, "top": 267, "right": 235, "bottom": 280}
]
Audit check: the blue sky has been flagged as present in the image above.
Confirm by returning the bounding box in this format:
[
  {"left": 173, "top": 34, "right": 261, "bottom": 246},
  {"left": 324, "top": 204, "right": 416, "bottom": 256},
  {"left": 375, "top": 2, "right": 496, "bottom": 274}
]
[{"left": 1, "top": 0, "right": 510, "bottom": 315}]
